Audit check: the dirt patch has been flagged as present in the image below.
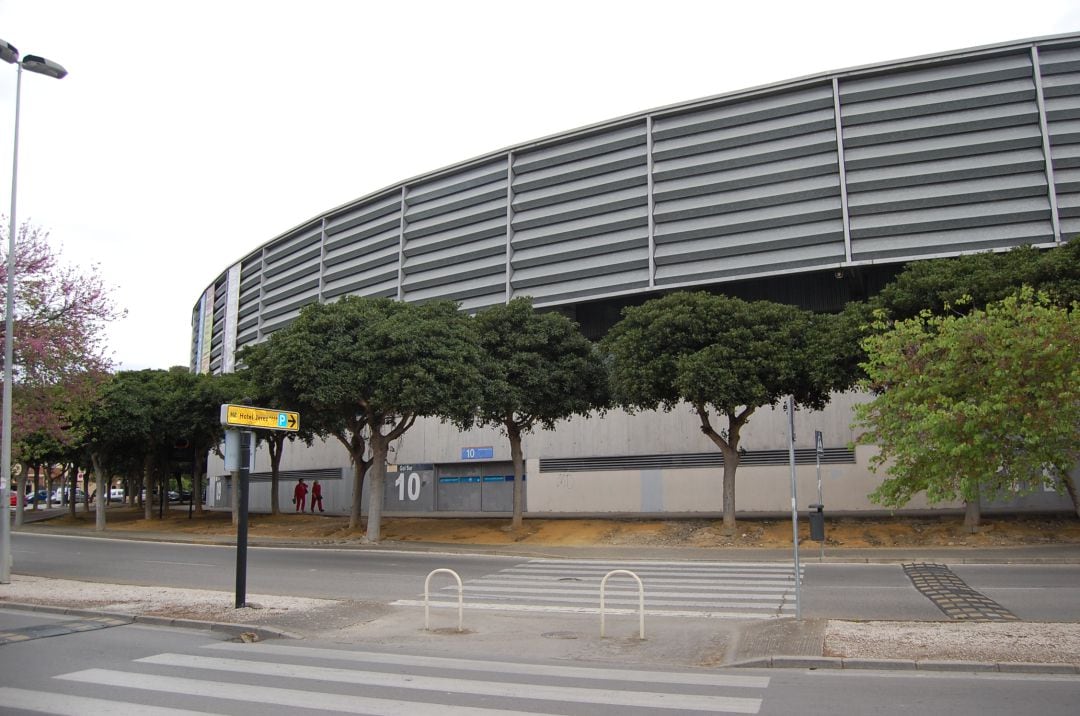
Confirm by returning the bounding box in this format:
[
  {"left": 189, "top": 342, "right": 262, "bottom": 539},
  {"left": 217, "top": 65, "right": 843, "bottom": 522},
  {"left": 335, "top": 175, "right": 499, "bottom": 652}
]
[{"left": 36, "top": 507, "right": 1080, "bottom": 548}]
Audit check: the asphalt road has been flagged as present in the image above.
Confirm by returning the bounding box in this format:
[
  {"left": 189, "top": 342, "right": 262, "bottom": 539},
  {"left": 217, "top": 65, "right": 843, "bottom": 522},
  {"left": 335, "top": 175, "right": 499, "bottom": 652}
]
[
  {"left": 10, "top": 532, "right": 528, "bottom": 601},
  {"left": 0, "top": 612, "right": 1077, "bottom": 716},
  {"left": 9, "top": 532, "right": 1080, "bottom": 622}
]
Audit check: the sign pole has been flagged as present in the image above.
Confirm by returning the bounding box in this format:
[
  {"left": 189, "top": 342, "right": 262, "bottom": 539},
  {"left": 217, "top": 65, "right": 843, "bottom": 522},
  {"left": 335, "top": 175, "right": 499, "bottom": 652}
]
[
  {"left": 221, "top": 405, "right": 298, "bottom": 611},
  {"left": 815, "top": 429, "right": 824, "bottom": 561},
  {"left": 787, "top": 395, "right": 801, "bottom": 620},
  {"left": 225, "top": 429, "right": 252, "bottom": 609},
  {"left": 235, "top": 445, "right": 249, "bottom": 609}
]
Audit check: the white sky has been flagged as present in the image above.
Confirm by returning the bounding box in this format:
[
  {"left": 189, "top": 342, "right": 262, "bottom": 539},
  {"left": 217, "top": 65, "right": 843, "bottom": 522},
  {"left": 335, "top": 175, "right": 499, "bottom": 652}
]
[{"left": 1, "top": 0, "right": 1078, "bottom": 371}]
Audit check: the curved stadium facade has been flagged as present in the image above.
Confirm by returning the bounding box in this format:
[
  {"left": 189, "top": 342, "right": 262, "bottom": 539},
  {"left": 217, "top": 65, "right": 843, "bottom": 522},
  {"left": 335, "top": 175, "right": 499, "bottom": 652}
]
[{"left": 194, "top": 34, "right": 1079, "bottom": 517}]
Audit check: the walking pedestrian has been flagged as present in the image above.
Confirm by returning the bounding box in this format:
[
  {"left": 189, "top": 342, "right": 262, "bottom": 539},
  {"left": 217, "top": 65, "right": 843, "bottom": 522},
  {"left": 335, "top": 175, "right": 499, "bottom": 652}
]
[
  {"left": 293, "top": 478, "right": 308, "bottom": 512},
  {"left": 310, "top": 480, "right": 324, "bottom": 512}
]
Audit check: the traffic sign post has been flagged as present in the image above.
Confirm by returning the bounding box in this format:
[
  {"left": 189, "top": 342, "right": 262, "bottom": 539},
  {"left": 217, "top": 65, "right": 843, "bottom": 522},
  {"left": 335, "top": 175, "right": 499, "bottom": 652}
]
[
  {"left": 221, "top": 404, "right": 299, "bottom": 609},
  {"left": 787, "top": 396, "right": 801, "bottom": 620},
  {"left": 814, "top": 429, "right": 824, "bottom": 561}
]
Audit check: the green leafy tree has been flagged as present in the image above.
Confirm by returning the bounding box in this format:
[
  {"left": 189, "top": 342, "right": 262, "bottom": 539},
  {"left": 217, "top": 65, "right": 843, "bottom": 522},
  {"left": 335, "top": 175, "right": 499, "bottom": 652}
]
[
  {"left": 158, "top": 368, "right": 248, "bottom": 518},
  {"left": 473, "top": 298, "right": 609, "bottom": 529},
  {"left": 602, "top": 291, "right": 849, "bottom": 529},
  {"left": 73, "top": 369, "right": 160, "bottom": 528},
  {"left": 872, "top": 239, "right": 1080, "bottom": 320},
  {"left": 245, "top": 296, "right": 483, "bottom": 541},
  {"left": 854, "top": 289, "right": 1080, "bottom": 530},
  {"left": 232, "top": 357, "right": 314, "bottom": 515}
]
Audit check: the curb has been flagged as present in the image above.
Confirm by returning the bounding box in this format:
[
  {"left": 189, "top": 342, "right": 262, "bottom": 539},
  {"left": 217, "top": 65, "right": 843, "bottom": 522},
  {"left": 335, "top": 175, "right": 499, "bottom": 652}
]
[
  {"left": 727, "top": 655, "right": 1080, "bottom": 674},
  {"left": 0, "top": 600, "right": 301, "bottom": 642}
]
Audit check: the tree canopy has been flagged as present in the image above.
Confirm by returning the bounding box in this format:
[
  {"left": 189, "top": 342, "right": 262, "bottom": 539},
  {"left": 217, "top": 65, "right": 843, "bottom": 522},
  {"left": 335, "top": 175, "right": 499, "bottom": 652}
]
[
  {"left": 602, "top": 291, "right": 851, "bottom": 528},
  {"left": 473, "top": 298, "right": 609, "bottom": 528},
  {"left": 872, "top": 238, "right": 1080, "bottom": 320},
  {"left": 242, "top": 295, "right": 483, "bottom": 541},
  {"left": 1, "top": 220, "right": 123, "bottom": 453},
  {"left": 854, "top": 289, "right": 1080, "bottom": 529}
]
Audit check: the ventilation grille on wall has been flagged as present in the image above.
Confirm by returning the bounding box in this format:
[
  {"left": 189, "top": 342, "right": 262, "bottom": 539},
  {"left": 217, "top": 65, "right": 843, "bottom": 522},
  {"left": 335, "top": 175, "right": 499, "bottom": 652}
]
[
  {"left": 539, "top": 448, "right": 855, "bottom": 473},
  {"left": 216, "top": 467, "right": 345, "bottom": 482}
]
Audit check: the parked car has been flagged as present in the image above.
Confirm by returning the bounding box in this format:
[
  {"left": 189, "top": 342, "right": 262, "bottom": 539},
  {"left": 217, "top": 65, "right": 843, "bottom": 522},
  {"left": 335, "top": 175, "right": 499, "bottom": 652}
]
[
  {"left": 9, "top": 489, "right": 49, "bottom": 506},
  {"left": 108, "top": 488, "right": 125, "bottom": 501},
  {"left": 51, "top": 488, "right": 87, "bottom": 504}
]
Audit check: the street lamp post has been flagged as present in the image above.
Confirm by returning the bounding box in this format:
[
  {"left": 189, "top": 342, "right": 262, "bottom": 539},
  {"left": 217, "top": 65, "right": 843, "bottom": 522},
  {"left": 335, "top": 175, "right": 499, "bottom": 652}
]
[{"left": 0, "top": 38, "right": 67, "bottom": 584}]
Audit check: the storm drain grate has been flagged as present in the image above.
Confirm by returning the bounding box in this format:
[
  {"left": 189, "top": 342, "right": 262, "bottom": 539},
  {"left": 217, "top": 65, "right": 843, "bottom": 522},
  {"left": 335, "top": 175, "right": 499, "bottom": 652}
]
[{"left": 903, "top": 563, "right": 1019, "bottom": 622}]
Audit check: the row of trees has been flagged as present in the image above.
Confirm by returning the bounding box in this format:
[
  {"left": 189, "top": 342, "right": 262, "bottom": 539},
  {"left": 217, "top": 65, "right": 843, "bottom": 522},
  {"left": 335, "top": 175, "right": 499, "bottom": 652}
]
[{"left": 7, "top": 214, "right": 1077, "bottom": 539}]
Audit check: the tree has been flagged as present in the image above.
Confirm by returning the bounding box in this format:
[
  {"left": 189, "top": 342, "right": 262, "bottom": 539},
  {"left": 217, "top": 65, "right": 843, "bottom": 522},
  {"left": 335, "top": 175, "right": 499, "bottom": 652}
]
[
  {"left": 853, "top": 289, "right": 1080, "bottom": 530},
  {"left": 473, "top": 298, "right": 609, "bottom": 529},
  {"left": 1, "top": 220, "right": 122, "bottom": 517},
  {"left": 158, "top": 368, "right": 248, "bottom": 518},
  {"left": 232, "top": 357, "right": 313, "bottom": 516},
  {"left": 602, "top": 291, "right": 849, "bottom": 529},
  {"left": 0, "top": 220, "right": 121, "bottom": 386},
  {"left": 872, "top": 239, "right": 1080, "bottom": 320},
  {"left": 244, "top": 296, "right": 483, "bottom": 541}
]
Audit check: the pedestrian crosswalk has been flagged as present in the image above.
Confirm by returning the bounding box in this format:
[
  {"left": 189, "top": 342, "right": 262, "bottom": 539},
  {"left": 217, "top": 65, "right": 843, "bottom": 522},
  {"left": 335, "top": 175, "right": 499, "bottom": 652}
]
[
  {"left": 393, "top": 558, "right": 800, "bottom": 619},
  {"left": 1, "top": 641, "right": 771, "bottom": 715}
]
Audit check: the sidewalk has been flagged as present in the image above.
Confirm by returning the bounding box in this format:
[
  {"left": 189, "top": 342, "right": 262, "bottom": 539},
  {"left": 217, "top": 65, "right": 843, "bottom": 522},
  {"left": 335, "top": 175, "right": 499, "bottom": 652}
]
[{"left": 5, "top": 512, "right": 1080, "bottom": 672}]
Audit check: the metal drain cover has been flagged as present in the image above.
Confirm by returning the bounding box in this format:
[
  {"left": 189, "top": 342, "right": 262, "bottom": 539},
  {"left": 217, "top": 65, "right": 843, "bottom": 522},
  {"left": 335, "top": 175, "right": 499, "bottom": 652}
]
[{"left": 542, "top": 631, "right": 581, "bottom": 640}]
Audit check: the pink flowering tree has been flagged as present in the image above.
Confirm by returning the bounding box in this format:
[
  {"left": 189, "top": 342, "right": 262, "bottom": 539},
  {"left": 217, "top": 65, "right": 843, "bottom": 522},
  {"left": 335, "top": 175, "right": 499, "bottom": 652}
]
[{"left": 1, "top": 220, "right": 123, "bottom": 512}]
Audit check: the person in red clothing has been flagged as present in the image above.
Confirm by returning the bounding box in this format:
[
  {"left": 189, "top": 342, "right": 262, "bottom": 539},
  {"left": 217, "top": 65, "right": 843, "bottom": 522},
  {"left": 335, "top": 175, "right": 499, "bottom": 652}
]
[
  {"left": 310, "top": 480, "right": 324, "bottom": 513},
  {"left": 293, "top": 478, "right": 308, "bottom": 512}
]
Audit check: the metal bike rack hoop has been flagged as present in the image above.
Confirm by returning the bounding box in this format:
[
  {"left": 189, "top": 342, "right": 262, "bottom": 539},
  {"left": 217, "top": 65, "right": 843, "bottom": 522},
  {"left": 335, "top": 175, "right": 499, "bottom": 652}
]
[
  {"left": 600, "top": 569, "right": 645, "bottom": 640},
  {"left": 424, "top": 568, "right": 464, "bottom": 632}
]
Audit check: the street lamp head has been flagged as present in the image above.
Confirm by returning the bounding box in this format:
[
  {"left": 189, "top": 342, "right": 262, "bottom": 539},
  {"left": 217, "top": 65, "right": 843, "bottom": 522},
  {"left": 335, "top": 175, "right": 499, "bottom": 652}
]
[
  {"left": 21, "top": 55, "right": 67, "bottom": 80},
  {"left": 0, "top": 39, "right": 18, "bottom": 65}
]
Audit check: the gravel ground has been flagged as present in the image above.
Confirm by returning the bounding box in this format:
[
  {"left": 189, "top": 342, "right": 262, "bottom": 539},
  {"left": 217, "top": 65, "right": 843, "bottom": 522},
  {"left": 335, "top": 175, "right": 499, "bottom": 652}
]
[
  {"left": 0, "top": 575, "right": 341, "bottom": 624},
  {"left": 825, "top": 620, "right": 1080, "bottom": 664}
]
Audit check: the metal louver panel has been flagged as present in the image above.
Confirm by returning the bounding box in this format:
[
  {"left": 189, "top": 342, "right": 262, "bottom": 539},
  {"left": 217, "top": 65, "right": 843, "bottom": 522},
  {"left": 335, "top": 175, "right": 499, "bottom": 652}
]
[
  {"left": 259, "top": 222, "right": 322, "bottom": 331},
  {"left": 511, "top": 124, "right": 649, "bottom": 304},
  {"left": 1040, "top": 43, "right": 1080, "bottom": 239},
  {"left": 841, "top": 52, "right": 1054, "bottom": 260},
  {"left": 652, "top": 84, "right": 845, "bottom": 285},
  {"left": 323, "top": 193, "right": 402, "bottom": 301},
  {"left": 403, "top": 160, "right": 508, "bottom": 310}
]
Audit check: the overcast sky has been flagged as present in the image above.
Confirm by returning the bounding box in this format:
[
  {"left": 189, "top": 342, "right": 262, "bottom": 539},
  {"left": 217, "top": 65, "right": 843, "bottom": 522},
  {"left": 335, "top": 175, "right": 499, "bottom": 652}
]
[{"left": 1, "top": 0, "right": 1078, "bottom": 371}]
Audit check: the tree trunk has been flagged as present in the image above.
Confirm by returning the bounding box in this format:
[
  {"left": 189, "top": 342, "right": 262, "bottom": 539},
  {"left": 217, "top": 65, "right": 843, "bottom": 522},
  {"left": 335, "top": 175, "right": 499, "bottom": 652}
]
[
  {"left": 269, "top": 434, "right": 284, "bottom": 515},
  {"left": 30, "top": 464, "right": 39, "bottom": 512},
  {"left": 963, "top": 497, "right": 981, "bottom": 533},
  {"left": 339, "top": 422, "right": 371, "bottom": 531},
  {"left": 92, "top": 454, "right": 106, "bottom": 532},
  {"left": 1063, "top": 470, "right": 1080, "bottom": 520},
  {"left": 365, "top": 434, "right": 390, "bottom": 543},
  {"left": 13, "top": 465, "right": 29, "bottom": 527},
  {"left": 694, "top": 404, "right": 751, "bottom": 533},
  {"left": 143, "top": 457, "right": 154, "bottom": 521},
  {"left": 507, "top": 422, "right": 525, "bottom": 531},
  {"left": 68, "top": 467, "right": 78, "bottom": 519},
  {"left": 193, "top": 452, "right": 205, "bottom": 515},
  {"left": 349, "top": 459, "right": 366, "bottom": 531},
  {"left": 720, "top": 444, "right": 740, "bottom": 532}
]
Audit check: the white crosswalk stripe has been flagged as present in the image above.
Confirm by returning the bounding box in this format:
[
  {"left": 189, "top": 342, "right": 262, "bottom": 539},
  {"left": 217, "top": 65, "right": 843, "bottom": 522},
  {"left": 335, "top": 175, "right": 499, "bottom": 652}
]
[
  {"left": 394, "top": 558, "right": 800, "bottom": 619},
  {"left": 28, "top": 641, "right": 770, "bottom": 715}
]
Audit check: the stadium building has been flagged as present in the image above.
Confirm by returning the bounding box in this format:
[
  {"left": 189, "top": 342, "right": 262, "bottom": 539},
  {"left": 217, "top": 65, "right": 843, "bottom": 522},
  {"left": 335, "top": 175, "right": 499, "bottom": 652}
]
[{"left": 194, "top": 33, "right": 1079, "bottom": 517}]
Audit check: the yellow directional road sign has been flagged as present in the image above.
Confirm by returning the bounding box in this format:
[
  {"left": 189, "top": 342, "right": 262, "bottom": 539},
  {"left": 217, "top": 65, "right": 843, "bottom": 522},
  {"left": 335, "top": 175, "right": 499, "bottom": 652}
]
[{"left": 220, "top": 404, "right": 300, "bottom": 432}]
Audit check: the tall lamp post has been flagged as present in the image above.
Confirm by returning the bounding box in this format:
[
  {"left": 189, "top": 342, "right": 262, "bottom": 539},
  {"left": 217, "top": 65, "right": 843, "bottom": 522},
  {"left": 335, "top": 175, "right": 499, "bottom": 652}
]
[{"left": 0, "top": 39, "right": 67, "bottom": 584}]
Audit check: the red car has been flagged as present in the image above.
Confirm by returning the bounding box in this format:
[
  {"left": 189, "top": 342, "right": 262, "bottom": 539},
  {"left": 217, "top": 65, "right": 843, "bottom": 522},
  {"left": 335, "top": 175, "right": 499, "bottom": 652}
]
[{"left": 9, "top": 489, "right": 48, "bottom": 506}]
